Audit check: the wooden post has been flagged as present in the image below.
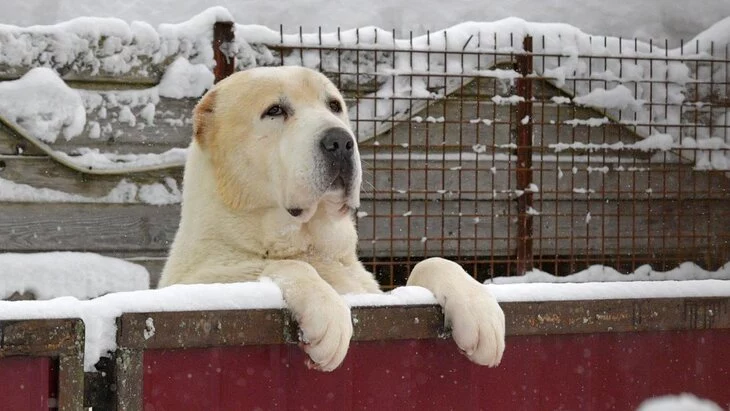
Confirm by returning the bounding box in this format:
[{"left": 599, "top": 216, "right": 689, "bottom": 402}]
[
  {"left": 113, "top": 348, "right": 144, "bottom": 411},
  {"left": 56, "top": 320, "right": 85, "bottom": 411},
  {"left": 213, "top": 21, "right": 235, "bottom": 83},
  {"left": 515, "top": 36, "right": 534, "bottom": 275},
  {"left": 0, "top": 319, "right": 85, "bottom": 410}
]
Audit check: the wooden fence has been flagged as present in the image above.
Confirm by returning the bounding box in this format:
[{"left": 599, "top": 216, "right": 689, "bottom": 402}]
[{"left": 1, "top": 297, "right": 728, "bottom": 409}]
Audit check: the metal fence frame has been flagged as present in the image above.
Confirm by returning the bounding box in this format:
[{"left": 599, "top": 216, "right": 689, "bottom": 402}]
[{"left": 234, "top": 25, "right": 730, "bottom": 283}]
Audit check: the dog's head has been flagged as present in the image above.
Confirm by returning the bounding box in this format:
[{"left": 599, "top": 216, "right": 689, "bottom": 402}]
[{"left": 193, "top": 66, "right": 361, "bottom": 222}]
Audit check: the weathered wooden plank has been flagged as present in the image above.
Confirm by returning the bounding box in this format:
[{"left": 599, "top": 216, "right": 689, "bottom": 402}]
[
  {"left": 0, "top": 121, "right": 45, "bottom": 156},
  {"left": 113, "top": 348, "right": 144, "bottom": 411},
  {"left": 58, "top": 348, "right": 85, "bottom": 411},
  {"left": 357, "top": 198, "right": 730, "bottom": 259},
  {"left": 356, "top": 198, "right": 516, "bottom": 257},
  {"left": 1, "top": 96, "right": 642, "bottom": 156},
  {"left": 533, "top": 157, "right": 730, "bottom": 201},
  {"left": 0, "top": 155, "right": 182, "bottom": 197},
  {"left": 0, "top": 204, "right": 179, "bottom": 252},
  {"left": 115, "top": 298, "right": 730, "bottom": 351},
  {"left": 118, "top": 310, "right": 293, "bottom": 349},
  {"left": 0, "top": 99, "right": 194, "bottom": 156},
  {"left": 7, "top": 150, "right": 726, "bottom": 203},
  {"left": 0, "top": 201, "right": 514, "bottom": 255},
  {"left": 532, "top": 198, "right": 730, "bottom": 261},
  {"left": 53, "top": 96, "right": 197, "bottom": 153},
  {"left": 355, "top": 102, "right": 643, "bottom": 150},
  {"left": 454, "top": 75, "right": 567, "bottom": 100},
  {"left": 1, "top": 195, "right": 727, "bottom": 261},
  {"left": 362, "top": 157, "right": 730, "bottom": 201},
  {"left": 0, "top": 319, "right": 83, "bottom": 357},
  {"left": 119, "top": 254, "right": 168, "bottom": 288},
  {"left": 0, "top": 319, "right": 85, "bottom": 411},
  {"left": 504, "top": 297, "right": 730, "bottom": 335}
]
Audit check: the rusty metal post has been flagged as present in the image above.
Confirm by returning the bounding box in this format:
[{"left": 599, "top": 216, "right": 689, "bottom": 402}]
[
  {"left": 515, "top": 36, "right": 534, "bottom": 275},
  {"left": 213, "top": 21, "right": 235, "bottom": 83}
]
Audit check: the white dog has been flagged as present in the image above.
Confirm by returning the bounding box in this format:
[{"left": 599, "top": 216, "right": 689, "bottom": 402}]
[{"left": 158, "top": 66, "right": 505, "bottom": 371}]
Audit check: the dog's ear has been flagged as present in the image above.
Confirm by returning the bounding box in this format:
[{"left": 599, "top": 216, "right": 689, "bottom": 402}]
[{"left": 193, "top": 88, "right": 217, "bottom": 146}]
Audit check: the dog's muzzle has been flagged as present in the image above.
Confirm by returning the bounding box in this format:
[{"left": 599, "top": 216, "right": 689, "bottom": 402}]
[{"left": 319, "top": 127, "right": 356, "bottom": 191}]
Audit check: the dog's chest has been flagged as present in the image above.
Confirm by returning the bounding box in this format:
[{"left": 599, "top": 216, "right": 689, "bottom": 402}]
[{"left": 260, "top": 219, "right": 355, "bottom": 262}]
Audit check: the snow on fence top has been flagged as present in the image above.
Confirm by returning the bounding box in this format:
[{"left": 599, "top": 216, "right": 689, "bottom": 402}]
[
  {"left": 0, "top": 7, "right": 729, "bottom": 169},
  {"left": 0, "top": 252, "right": 149, "bottom": 300},
  {"left": 1, "top": 273, "right": 729, "bottom": 371}
]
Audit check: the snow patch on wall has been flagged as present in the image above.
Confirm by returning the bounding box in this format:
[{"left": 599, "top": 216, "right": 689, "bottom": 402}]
[
  {"left": 637, "top": 393, "right": 723, "bottom": 411},
  {"left": 0, "top": 68, "right": 86, "bottom": 143},
  {"left": 0, "top": 252, "right": 149, "bottom": 300},
  {"left": 158, "top": 57, "right": 215, "bottom": 99},
  {"left": 57, "top": 147, "right": 187, "bottom": 171},
  {"left": 489, "top": 262, "right": 730, "bottom": 284},
  {"left": 0, "top": 176, "right": 181, "bottom": 205}
]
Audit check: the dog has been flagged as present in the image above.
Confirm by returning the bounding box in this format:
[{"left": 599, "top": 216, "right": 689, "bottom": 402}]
[{"left": 158, "top": 66, "right": 505, "bottom": 371}]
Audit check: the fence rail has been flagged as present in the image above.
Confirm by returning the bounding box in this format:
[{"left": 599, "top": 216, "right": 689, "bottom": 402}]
[{"left": 1, "top": 298, "right": 728, "bottom": 409}]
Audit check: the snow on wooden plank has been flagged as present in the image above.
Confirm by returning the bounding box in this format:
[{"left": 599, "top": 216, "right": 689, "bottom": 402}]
[{"left": 0, "top": 156, "right": 182, "bottom": 197}]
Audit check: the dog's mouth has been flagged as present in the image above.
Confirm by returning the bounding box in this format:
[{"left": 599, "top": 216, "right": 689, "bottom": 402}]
[
  {"left": 285, "top": 166, "right": 359, "bottom": 220},
  {"left": 286, "top": 177, "right": 357, "bottom": 220},
  {"left": 328, "top": 175, "right": 347, "bottom": 191},
  {"left": 286, "top": 208, "right": 305, "bottom": 217}
]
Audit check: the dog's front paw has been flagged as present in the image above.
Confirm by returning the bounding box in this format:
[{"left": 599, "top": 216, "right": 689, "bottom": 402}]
[
  {"left": 443, "top": 285, "right": 505, "bottom": 367},
  {"left": 293, "top": 290, "right": 353, "bottom": 372}
]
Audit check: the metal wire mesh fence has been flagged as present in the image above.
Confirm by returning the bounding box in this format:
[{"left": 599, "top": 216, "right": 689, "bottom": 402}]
[{"left": 251, "top": 26, "right": 730, "bottom": 287}]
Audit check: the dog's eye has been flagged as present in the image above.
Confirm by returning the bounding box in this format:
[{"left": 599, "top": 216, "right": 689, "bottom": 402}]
[
  {"left": 328, "top": 100, "right": 342, "bottom": 113},
  {"left": 264, "top": 104, "right": 286, "bottom": 117}
]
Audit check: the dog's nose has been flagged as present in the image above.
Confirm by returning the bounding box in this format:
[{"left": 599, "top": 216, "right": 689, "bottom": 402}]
[{"left": 320, "top": 128, "right": 354, "bottom": 158}]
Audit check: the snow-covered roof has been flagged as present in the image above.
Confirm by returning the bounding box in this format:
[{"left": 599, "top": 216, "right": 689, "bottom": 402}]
[
  {"left": 4, "top": 0, "right": 730, "bottom": 44},
  {"left": 2, "top": 8, "right": 728, "bottom": 176}
]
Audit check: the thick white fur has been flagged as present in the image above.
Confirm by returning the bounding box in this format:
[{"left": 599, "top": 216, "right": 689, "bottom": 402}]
[{"left": 159, "top": 66, "right": 505, "bottom": 371}]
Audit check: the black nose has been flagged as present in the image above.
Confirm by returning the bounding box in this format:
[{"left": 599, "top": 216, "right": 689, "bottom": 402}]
[{"left": 320, "top": 128, "right": 354, "bottom": 158}]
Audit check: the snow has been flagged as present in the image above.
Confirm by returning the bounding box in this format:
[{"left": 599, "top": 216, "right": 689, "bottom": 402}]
[
  {"left": 157, "top": 57, "right": 215, "bottom": 99},
  {"left": 573, "top": 85, "right": 643, "bottom": 111},
  {"left": 139, "top": 102, "right": 156, "bottom": 125},
  {"left": 0, "top": 252, "right": 149, "bottom": 300},
  {"left": 0, "top": 8, "right": 728, "bottom": 170},
  {"left": 632, "top": 133, "right": 674, "bottom": 152},
  {"left": 0, "top": 68, "right": 86, "bottom": 143},
  {"left": 549, "top": 135, "right": 679, "bottom": 154},
  {"left": 117, "top": 105, "right": 136, "bottom": 127},
  {"left": 637, "top": 393, "right": 723, "bottom": 411},
  {"left": 0, "top": 280, "right": 286, "bottom": 371},
  {"left": 346, "top": 286, "right": 436, "bottom": 307},
  {"left": 490, "top": 280, "right": 730, "bottom": 303},
  {"left": 489, "top": 262, "right": 730, "bottom": 284},
  {"left": 143, "top": 317, "right": 156, "bottom": 340},
  {"left": 5, "top": 0, "right": 729, "bottom": 46},
  {"left": 564, "top": 117, "right": 610, "bottom": 127},
  {"left": 56, "top": 147, "right": 187, "bottom": 171},
  {"left": 0, "top": 175, "right": 181, "bottom": 205}
]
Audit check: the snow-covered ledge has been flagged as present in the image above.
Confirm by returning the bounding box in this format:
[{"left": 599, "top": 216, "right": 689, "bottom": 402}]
[{"left": 1, "top": 280, "right": 729, "bottom": 372}]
